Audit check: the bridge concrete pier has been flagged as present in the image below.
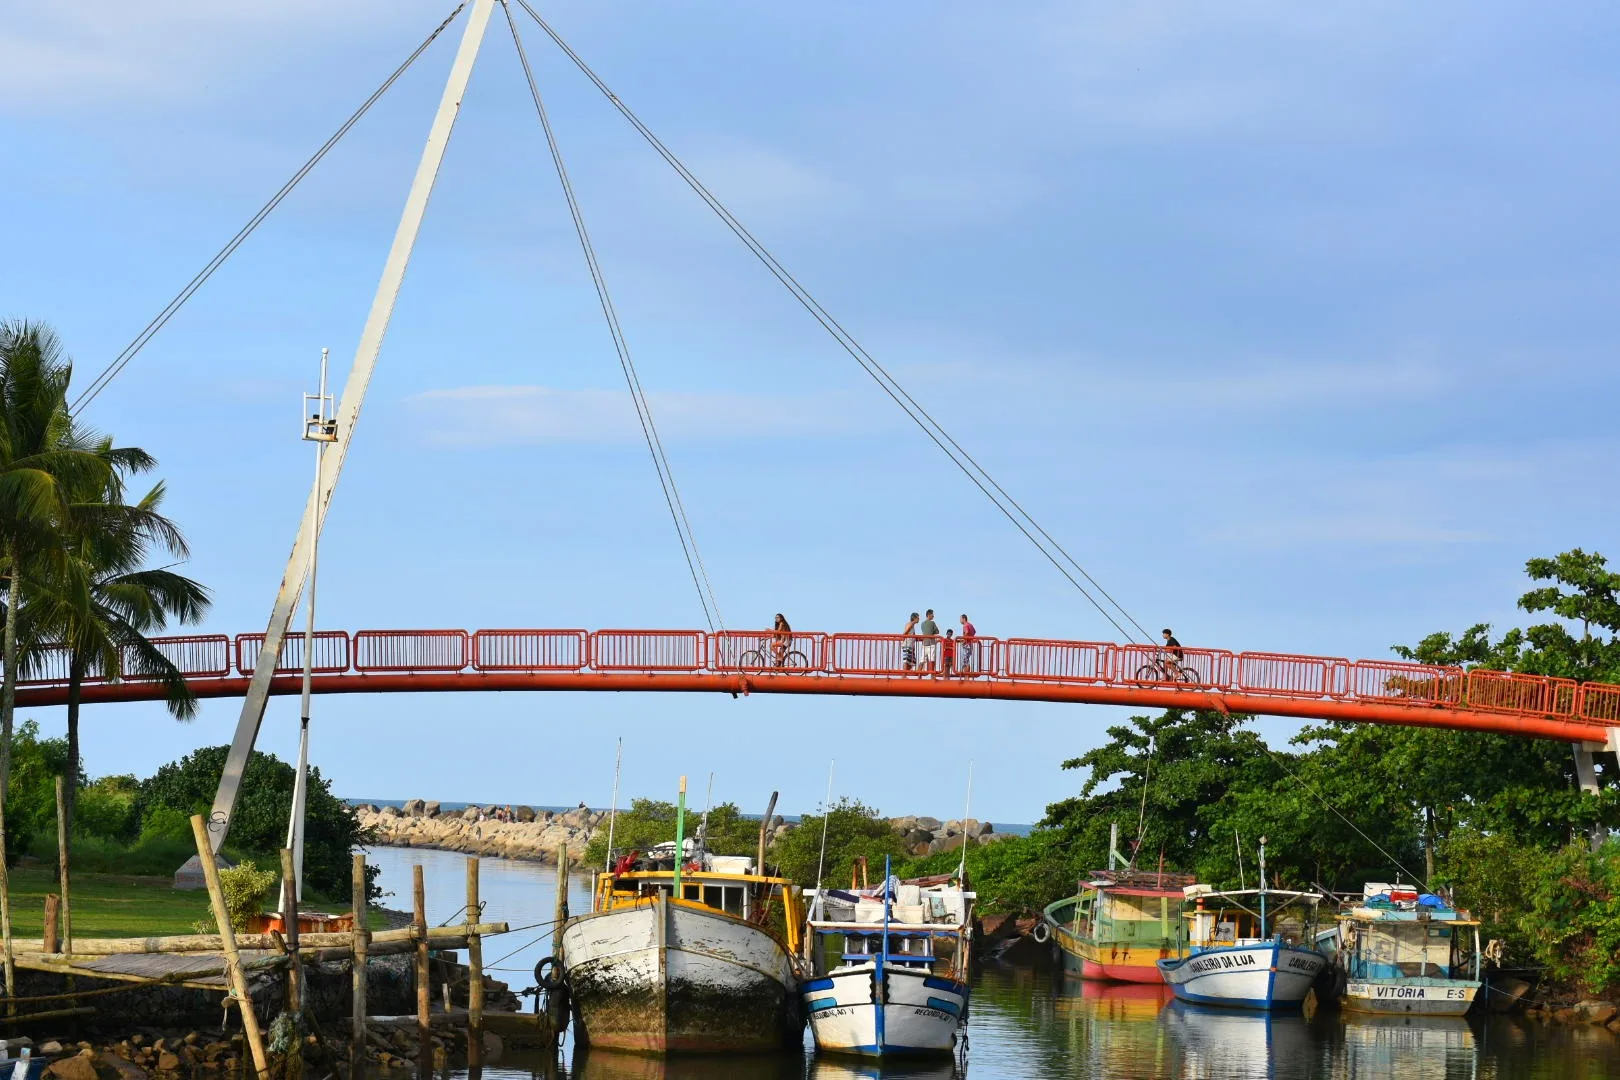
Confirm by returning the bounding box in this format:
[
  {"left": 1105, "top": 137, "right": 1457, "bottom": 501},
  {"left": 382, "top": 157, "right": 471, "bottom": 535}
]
[{"left": 1574, "top": 728, "right": 1620, "bottom": 850}]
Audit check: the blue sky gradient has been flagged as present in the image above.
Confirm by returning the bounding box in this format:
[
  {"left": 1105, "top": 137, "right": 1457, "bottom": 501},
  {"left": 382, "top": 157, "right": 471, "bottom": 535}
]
[{"left": 4, "top": 2, "right": 1617, "bottom": 825}]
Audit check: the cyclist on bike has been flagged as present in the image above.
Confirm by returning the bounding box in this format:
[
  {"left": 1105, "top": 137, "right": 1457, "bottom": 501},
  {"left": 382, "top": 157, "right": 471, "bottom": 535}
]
[
  {"left": 772, "top": 614, "right": 792, "bottom": 666},
  {"left": 1162, "top": 629, "right": 1184, "bottom": 662}
]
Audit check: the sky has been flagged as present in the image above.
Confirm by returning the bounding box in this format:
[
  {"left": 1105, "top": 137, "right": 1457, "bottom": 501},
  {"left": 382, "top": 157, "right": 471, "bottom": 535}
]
[{"left": 4, "top": 1, "right": 1618, "bottom": 827}]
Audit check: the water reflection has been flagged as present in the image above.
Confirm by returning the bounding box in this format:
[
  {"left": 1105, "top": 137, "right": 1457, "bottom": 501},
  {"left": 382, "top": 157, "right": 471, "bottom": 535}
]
[
  {"left": 570, "top": 1050, "right": 808, "bottom": 1080},
  {"left": 1335, "top": 1016, "right": 1476, "bottom": 1080},
  {"left": 1160, "top": 1001, "right": 1315, "bottom": 1078}
]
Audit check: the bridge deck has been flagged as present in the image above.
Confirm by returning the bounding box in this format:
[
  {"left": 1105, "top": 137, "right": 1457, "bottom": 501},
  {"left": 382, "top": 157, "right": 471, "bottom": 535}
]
[{"left": 13, "top": 629, "right": 1620, "bottom": 743}]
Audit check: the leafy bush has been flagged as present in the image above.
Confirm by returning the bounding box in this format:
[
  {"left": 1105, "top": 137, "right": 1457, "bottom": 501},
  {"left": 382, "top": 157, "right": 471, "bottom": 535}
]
[
  {"left": 899, "top": 831, "right": 1076, "bottom": 915},
  {"left": 195, "top": 860, "right": 279, "bottom": 934},
  {"left": 29, "top": 832, "right": 200, "bottom": 877},
  {"left": 138, "top": 745, "right": 374, "bottom": 899},
  {"left": 770, "top": 798, "right": 907, "bottom": 888},
  {"left": 4, "top": 720, "right": 71, "bottom": 865},
  {"left": 75, "top": 775, "right": 141, "bottom": 844},
  {"left": 583, "top": 798, "right": 760, "bottom": 869},
  {"left": 1524, "top": 840, "right": 1620, "bottom": 997}
]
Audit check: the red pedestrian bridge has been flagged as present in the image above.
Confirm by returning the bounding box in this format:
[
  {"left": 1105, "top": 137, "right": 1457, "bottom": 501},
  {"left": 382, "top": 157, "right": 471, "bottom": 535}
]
[{"left": 15, "top": 627, "right": 1620, "bottom": 744}]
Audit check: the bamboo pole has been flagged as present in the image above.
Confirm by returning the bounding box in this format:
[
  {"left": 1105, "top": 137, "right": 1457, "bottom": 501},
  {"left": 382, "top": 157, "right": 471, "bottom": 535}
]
[
  {"left": 42, "top": 895, "right": 60, "bottom": 955},
  {"left": 55, "top": 777, "right": 71, "bottom": 953},
  {"left": 466, "top": 857, "right": 483, "bottom": 1056},
  {"left": 351, "top": 853, "right": 368, "bottom": 1071},
  {"left": 188, "top": 814, "right": 269, "bottom": 1079},
  {"left": 414, "top": 864, "right": 429, "bottom": 1076},
  {"left": 279, "top": 849, "right": 300, "bottom": 1013},
  {"left": 0, "top": 793, "right": 13, "bottom": 1013},
  {"left": 549, "top": 844, "right": 569, "bottom": 1045}
]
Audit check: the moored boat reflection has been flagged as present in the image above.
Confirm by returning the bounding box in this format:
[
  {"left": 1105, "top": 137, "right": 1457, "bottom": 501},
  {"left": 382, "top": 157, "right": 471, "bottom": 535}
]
[
  {"left": 1160, "top": 999, "right": 1315, "bottom": 1078},
  {"left": 1337, "top": 1014, "right": 1478, "bottom": 1080},
  {"left": 570, "top": 1048, "right": 808, "bottom": 1080}
]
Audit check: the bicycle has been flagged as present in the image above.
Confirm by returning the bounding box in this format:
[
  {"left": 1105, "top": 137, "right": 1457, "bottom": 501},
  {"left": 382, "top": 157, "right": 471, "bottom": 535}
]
[
  {"left": 1134, "top": 652, "right": 1200, "bottom": 684},
  {"left": 739, "top": 641, "right": 810, "bottom": 673}
]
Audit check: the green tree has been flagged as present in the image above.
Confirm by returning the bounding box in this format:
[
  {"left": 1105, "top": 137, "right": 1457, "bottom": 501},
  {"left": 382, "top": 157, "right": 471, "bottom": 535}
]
[
  {"left": 1523, "top": 840, "right": 1620, "bottom": 997},
  {"left": 0, "top": 322, "right": 114, "bottom": 803},
  {"left": 2, "top": 719, "right": 70, "bottom": 863},
  {"left": 770, "top": 798, "right": 907, "bottom": 889},
  {"left": 898, "top": 831, "right": 1074, "bottom": 915},
  {"left": 22, "top": 471, "right": 209, "bottom": 828},
  {"left": 138, "top": 745, "right": 373, "bottom": 899}
]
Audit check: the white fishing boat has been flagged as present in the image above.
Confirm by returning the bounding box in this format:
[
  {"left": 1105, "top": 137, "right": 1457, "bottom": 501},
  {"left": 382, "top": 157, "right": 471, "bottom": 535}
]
[
  {"left": 801, "top": 859, "right": 974, "bottom": 1057},
  {"left": 1155, "top": 842, "right": 1325, "bottom": 1010},
  {"left": 560, "top": 780, "right": 808, "bottom": 1053}
]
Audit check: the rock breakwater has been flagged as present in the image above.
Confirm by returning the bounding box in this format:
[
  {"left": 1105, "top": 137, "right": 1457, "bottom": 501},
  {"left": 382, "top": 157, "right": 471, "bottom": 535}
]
[{"left": 354, "top": 800, "right": 1018, "bottom": 864}]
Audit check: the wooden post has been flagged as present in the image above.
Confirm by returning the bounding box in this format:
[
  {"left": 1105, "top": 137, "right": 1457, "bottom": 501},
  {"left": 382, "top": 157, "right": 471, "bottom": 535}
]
[
  {"left": 414, "top": 864, "right": 429, "bottom": 1075},
  {"left": 42, "top": 894, "right": 60, "bottom": 954},
  {"left": 279, "top": 848, "right": 300, "bottom": 1013},
  {"left": 0, "top": 794, "right": 14, "bottom": 1013},
  {"left": 55, "top": 777, "right": 72, "bottom": 954},
  {"left": 189, "top": 814, "right": 269, "bottom": 1079},
  {"left": 548, "top": 845, "right": 569, "bottom": 1040},
  {"left": 351, "top": 853, "right": 368, "bottom": 1071},
  {"left": 465, "top": 857, "right": 483, "bottom": 1059}
]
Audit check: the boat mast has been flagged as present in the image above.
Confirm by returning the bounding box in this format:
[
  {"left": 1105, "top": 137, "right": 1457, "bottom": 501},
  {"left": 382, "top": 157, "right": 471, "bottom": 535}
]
[
  {"left": 1258, "top": 836, "right": 1268, "bottom": 938},
  {"left": 673, "top": 776, "right": 688, "bottom": 897},
  {"left": 956, "top": 761, "right": 973, "bottom": 886},
  {"left": 603, "top": 737, "right": 622, "bottom": 873}
]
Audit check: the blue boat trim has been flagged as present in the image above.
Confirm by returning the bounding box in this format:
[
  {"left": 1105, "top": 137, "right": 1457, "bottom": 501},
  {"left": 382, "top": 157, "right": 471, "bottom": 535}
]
[
  {"left": 925, "top": 997, "right": 960, "bottom": 1016},
  {"left": 806, "top": 996, "right": 839, "bottom": 1012},
  {"left": 923, "top": 975, "right": 965, "bottom": 993},
  {"left": 803, "top": 976, "right": 836, "bottom": 992}
]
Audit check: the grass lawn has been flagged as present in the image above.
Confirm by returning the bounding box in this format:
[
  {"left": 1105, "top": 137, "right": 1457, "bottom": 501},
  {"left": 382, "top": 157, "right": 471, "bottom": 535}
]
[{"left": 3, "top": 860, "right": 379, "bottom": 939}]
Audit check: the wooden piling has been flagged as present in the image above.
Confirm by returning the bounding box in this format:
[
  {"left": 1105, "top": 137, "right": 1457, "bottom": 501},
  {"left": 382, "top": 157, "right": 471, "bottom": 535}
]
[
  {"left": 42, "top": 894, "right": 60, "bottom": 955},
  {"left": 548, "top": 844, "right": 570, "bottom": 1039},
  {"left": 466, "top": 857, "right": 484, "bottom": 1057},
  {"left": 414, "top": 864, "right": 429, "bottom": 1076},
  {"left": 351, "top": 852, "right": 368, "bottom": 1071},
  {"left": 55, "top": 777, "right": 72, "bottom": 954},
  {"left": 279, "top": 848, "right": 301, "bottom": 1013},
  {"left": 189, "top": 814, "right": 269, "bottom": 1079}
]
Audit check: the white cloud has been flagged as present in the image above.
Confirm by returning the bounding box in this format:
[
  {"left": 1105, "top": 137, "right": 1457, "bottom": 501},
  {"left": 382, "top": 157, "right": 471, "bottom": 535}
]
[{"left": 406, "top": 384, "right": 866, "bottom": 444}]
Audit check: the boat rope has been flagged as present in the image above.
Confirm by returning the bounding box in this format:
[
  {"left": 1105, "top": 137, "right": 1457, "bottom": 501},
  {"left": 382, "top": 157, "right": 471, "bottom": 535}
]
[
  {"left": 513, "top": 0, "right": 1149, "bottom": 643},
  {"left": 502, "top": 2, "right": 723, "bottom": 631},
  {"left": 68, "top": 3, "right": 470, "bottom": 418},
  {"left": 1127, "top": 734, "right": 1155, "bottom": 870}
]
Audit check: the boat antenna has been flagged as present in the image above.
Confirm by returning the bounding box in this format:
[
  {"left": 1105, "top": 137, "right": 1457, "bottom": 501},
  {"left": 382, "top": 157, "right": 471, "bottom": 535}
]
[
  {"left": 1258, "top": 836, "right": 1269, "bottom": 938},
  {"left": 697, "top": 771, "right": 714, "bottom": 852},
  {"left": 811, "top": 761, "right": 835, "bottom": 920},
  {"left": 1128, "top": 735, "right": 1155, "bottom": 870},
  {"left": 1235, "top": 829, "right": 1245, "bottom": 891},
  {"left": 603, "top": 737, "right": 623, "bottom": 873},
  {"left": 957, "top": 761, "right": 974, "bottom": 886}
]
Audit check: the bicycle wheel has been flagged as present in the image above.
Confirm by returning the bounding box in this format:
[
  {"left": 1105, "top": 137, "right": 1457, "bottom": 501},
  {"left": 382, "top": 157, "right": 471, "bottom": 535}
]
[
  {"left": 783, "top": 650, "right": 810, "bottom": 671},
  {"left": 1175, "top": 664, "right": 1200, "bottom": 684},
  {"left": 1134, "top": 663, "right": 1163, "bottom": 683},
  {"left": 739, "top": 649, "right": 768, "bottom": 674}
]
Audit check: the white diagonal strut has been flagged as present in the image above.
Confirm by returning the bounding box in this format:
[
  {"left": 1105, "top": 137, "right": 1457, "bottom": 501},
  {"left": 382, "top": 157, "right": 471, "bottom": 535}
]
[{"left": 206, "top": 0, "right": 497, "bottom": 852}]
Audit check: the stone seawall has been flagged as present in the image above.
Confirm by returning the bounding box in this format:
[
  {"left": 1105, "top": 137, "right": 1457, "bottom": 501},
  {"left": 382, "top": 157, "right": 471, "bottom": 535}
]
[{"left": 353, "top": 799, "right": 1018, "bottom": 864}]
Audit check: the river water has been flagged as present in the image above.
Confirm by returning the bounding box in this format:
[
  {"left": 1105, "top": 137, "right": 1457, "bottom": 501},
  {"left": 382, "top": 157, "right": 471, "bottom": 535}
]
[{"left": 367, "top": 847, "right": 1619, "bottom": 1080}]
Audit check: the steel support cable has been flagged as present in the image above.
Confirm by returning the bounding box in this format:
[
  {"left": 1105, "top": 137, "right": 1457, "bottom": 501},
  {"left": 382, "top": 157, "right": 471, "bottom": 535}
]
[
  {"left": 501, "top": 3, "right": 723, "bottom": 632},
  {"left": 513, "top": 0, "right": 1148, "bottom": 643},
  {"left": 68, "top": 3, "right": 471, "bottom": 417}
]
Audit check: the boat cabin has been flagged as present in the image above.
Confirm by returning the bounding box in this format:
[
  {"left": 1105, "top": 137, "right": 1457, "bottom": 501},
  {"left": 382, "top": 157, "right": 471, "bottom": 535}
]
[
  {"left": 1181, "top": 885, "right": 1319, "bottom": 949},
  {"left": 594, "top": 846, "right": 804, "bottom": 956},
  {"left": 836, "top": 930, "right": 938, "bottom": 968},
  {"left": 804, "top": 876, "right": 974, "bottom": 979},
  {"left": 1335, "top": 884, "right": 1480, "bottom": 982}
]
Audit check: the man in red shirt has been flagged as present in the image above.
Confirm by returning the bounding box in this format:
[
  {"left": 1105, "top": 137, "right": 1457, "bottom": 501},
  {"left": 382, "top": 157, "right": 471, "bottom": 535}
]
[{"left": 958, "top": 614, "right": 977, "bottom": 674}]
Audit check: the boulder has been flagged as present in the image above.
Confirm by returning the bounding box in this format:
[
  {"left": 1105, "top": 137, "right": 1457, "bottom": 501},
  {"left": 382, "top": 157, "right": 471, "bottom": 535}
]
[
  {"left": 379, "top": 804, "right": 403, "bottom": 818},
  {"left": 1574, "top": 1001, "right": 1617, "bottom": 1026},
  {"left": 403, "top": 798, "right": 426, "bottom": 818},
  {"left": 978, "top": 821, "right": 995, "bottom": 835},
  {"left": 912, "top": 842, "right": 931, "bottom": 857},
  {"left": 890, "top": 815, "right": 918, "bottom": 832},
  {"left": 515, "top": 805, "right": 537, "bottom": 823},
  {"left": 904, "top": 829, "right": 933, "bottom": 847},
  {"left": 462, "top": 807, "right": 481, "bottom": 821},
  {"left": 927, "top": 834, "right": 966, "bottom": 855},
  {"left": 47, "top": 1057, "right": 97, "bottom": 1080},
  {"left": 424, "top": 801, "right": 441, "bottom": 818},
  {"left": 980, "top": 832, "right": 1017, "bottom": 844},
  {"left": 916, "top": 817, "right": 942, "bottom": 831}
]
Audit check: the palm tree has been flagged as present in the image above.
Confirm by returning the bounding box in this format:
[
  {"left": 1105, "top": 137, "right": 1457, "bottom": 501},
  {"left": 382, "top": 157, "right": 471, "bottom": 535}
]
[
  {"left": 0, "top": 322, "right": 113, "bottom": 803},
  {"left": 22, "top": 470, "right": 210, "bottom": 827}
]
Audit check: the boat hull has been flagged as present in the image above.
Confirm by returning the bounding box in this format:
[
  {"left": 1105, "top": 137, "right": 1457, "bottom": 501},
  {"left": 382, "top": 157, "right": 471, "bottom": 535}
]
[
  {"left": 561, "top": 896, "right": 802, "bottom": 1053},
  {"left": 1342, "top": 978, "right": 1480, "bottom": 1016},
  {"left": 804, "top": 965, "right": 968, "bottom": 1056},
  {"left": 1157, "top": 941, "right": 1325, "bottom": 1011}
]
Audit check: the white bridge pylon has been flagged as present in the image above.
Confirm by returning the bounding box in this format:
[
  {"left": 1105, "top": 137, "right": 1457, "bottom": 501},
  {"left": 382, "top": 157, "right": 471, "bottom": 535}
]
[{"left": 206, "top": 0, "right": 499, "bottom": 852}]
